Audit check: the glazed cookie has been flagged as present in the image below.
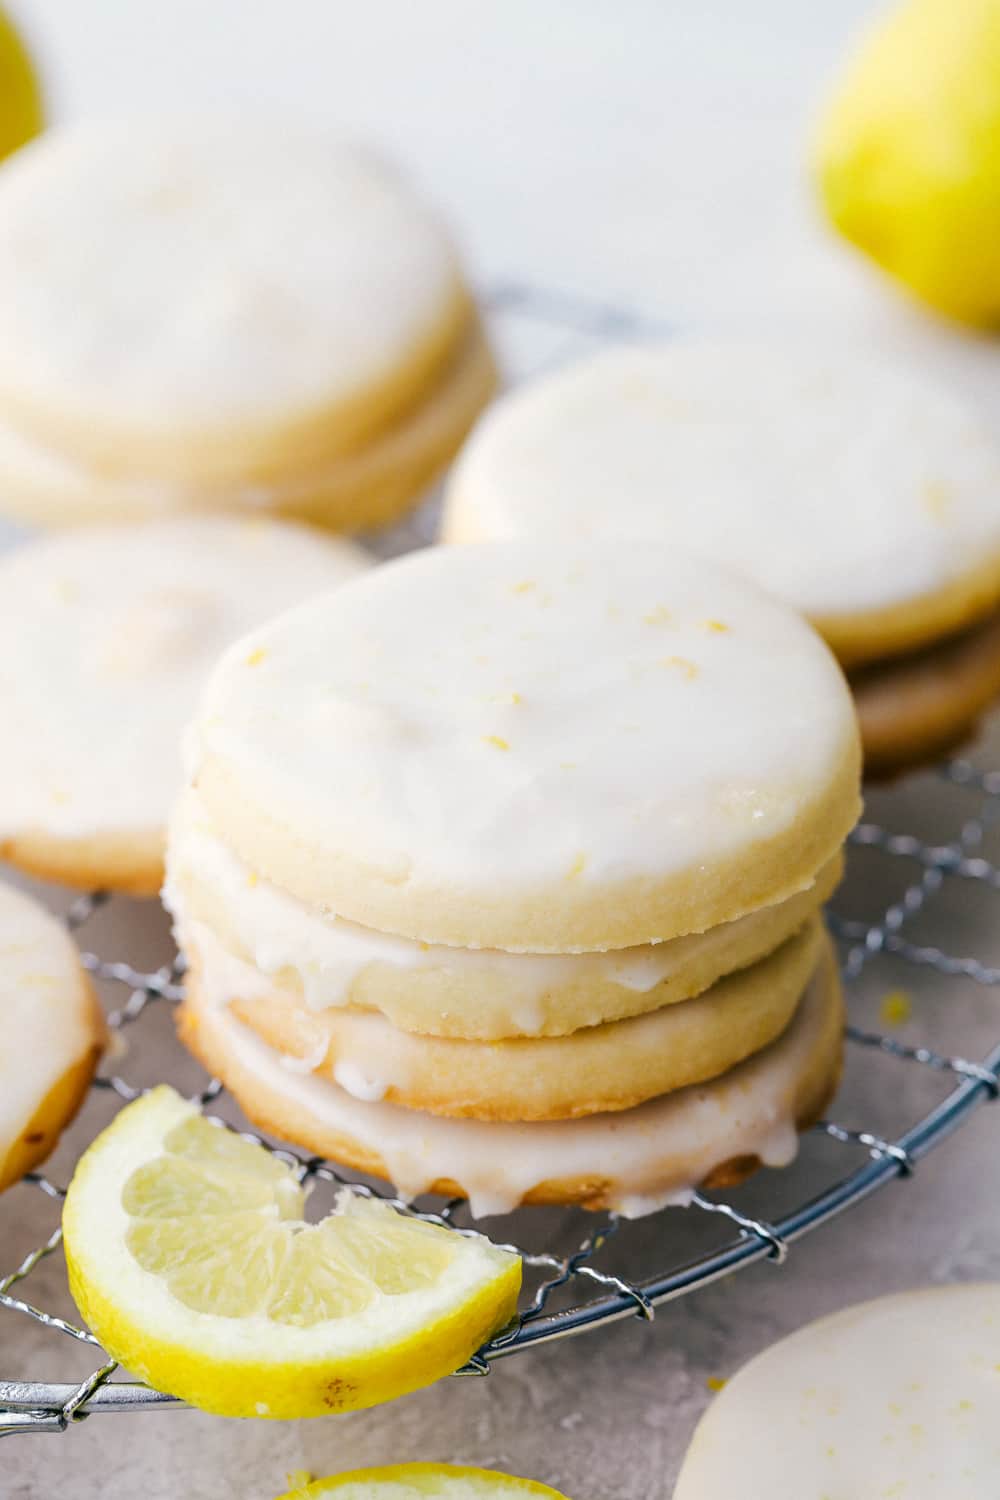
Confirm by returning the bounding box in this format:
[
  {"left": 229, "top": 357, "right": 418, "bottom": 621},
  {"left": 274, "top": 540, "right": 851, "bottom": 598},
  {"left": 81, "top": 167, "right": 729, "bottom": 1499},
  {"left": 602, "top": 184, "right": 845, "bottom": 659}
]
[
  {"left": 0, "top": 879, "right": 105, "bottom": 1191},
  {"left": 0, "top": 122, "right": 494, "bottom": 531},
  {"left": 674, "top": 1284, "right": 1000, "bottom": 1497},
  {"left": 443, "top": 343, "right": 1000, "bottom": 668},
  {"left": 179, "top": 929, "right": 843, "bottom": 1216},
  {"left": 187, "top": 541, "right": 860, "bottom": 952},
  {"left": 851, "top": 610, "right": 1000, "bottom": 777},
  {"left": 173, "top": 539, "right": 855, "bottom": 1213},
  {"left": 0, "top": 320, "right": 497, "bottom": 535},
  {"left": 166, "top": 790, "right": 842, "bottom": 1039},
  {"left": 0, "top": 122, "right": 471, "bottom": 481},
  {"left": 181, "top": 918, "right": 821, "bottom": 1121},
  {"left": 0, "top": 517, "right": 370, "bottom": 894}
]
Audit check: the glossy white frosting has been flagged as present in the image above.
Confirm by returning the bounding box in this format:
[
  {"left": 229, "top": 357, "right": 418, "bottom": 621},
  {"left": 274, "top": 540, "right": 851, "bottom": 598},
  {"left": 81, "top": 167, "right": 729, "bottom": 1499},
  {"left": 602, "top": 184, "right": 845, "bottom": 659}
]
[
  {"left": 0, "top": 518, "right": 369, "bottom": 839},
  {"left": 190, "top": 947, "right": 837, "bottom": 1218},
  {"left": 674, "top": 1284, "right": 1000, "bottom": 1498},
  {"left": 0, "top": 122, "right": 463, "bottom": 452},
  {"left": 0, "top": 880, "right": 98, "bottom": 1154},
  {"left": 446, "top": 342, "right": 1000, "bottom": 619},
  {"left": 164, "top": 795, "right": 834, "bottom": 1034},
  {"left": 189, "top": 541, "right": 857, "bottom": 943}
]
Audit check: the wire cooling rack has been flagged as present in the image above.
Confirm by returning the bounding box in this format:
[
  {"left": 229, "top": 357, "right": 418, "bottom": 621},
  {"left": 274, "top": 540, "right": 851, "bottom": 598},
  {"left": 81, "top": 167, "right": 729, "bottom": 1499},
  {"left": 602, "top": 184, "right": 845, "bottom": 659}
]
[{"left": 3, "top": 285, "right": 1000, "bottom": 1438}]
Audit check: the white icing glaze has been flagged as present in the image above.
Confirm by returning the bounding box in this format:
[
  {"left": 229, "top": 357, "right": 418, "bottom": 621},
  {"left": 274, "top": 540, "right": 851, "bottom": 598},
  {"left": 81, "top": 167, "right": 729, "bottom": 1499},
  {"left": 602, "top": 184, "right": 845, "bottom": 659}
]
[
  {"left": 181, "top": 914, "right": 818, "bottom": 1119},
  {"left": 191, "top": 950, "right": 836, "bottom": 1218},
  {"left": 190, "top": 541, "right": 857, "bottom": 939},
  {"left": 446, "top": 342, "right": 1000, "bottom": 619},
  {"left": 0, "top": 122, "right": 463, "bottom": 453},
  {"left": 674, "top": 1284, "right": 1000, "bottom": 1498},
  {"left": 0, "top": 880, "right": 98, "bottom": 1152},
  {"left": 0, "top": 518, "right": 369, "bottom": 839},
  {"left": 163, "top": 796, "right": 834, "bottom": 1027}
]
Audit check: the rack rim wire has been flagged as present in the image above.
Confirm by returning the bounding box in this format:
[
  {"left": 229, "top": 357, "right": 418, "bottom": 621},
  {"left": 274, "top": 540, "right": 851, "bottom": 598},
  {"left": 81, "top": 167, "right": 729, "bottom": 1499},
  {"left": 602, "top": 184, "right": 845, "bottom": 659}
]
[{"left": 2, "top": 285, "right": 999, "bottom": 1437}]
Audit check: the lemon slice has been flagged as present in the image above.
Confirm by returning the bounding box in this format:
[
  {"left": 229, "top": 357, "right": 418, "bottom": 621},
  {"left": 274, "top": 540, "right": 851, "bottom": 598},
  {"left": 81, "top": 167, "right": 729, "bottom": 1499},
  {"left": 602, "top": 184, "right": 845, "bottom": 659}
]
[
  {"left": 276, "top": 1466, "right": 571, "bottom": 1500},
  {"left": 62, "top": 1086, "right": 521, "bottom": 1418}
]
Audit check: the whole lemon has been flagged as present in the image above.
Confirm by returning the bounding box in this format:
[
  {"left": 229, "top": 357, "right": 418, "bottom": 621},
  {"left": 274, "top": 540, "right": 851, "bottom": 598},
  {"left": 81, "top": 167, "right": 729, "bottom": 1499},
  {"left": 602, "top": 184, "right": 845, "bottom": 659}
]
[
  {"left": 815, "top": 0, "right": 1000, "bottom": 327},
  {"left": 0, "top": 5, "right": 41, "bottom": 163}
]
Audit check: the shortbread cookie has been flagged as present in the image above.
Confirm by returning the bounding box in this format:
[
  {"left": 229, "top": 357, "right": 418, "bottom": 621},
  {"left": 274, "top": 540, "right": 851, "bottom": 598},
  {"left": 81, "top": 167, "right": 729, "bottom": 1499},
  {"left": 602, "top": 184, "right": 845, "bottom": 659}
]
[
  {"left": 443, "top": 343, "right": 1000, "bottom": 668},
  {"left": 674, "top": 1284, "right": 1000, "bottom": 1498},
  {"left": 0, "top": 880, "right": 105, "bottom": 1191},
  {"left": 166, "top": 790, "right": 841, "bottom": 1038},
  {"left": 0, "top": 321, "right": 497, "bottom": 534},
  {"left": 0, "top": 122, "right": 475, "bottom": 487},
  {"left": 179, "top": 929, "right": 843, "bottom": 1216},
  {"left": 0, "top": 518, "right": 370, "bottom": 894},
  {"left": 188, "top": 541, "right": 860, "bottom": 951},
  {"left": 181, "top": 918, "right": 820, "bottom": 1121},
  {"left": 851, "top": 609, "right": 1000, "bottom": 776}
]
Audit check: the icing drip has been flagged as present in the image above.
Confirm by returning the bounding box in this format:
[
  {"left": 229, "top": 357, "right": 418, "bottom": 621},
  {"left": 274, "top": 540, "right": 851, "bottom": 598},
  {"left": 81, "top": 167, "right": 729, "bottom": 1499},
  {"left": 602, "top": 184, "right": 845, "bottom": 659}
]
[
  {"left": 189, "top": 945, "right": 839, "bottom": 1219},
  {"left": 164, "top": 796, "right": 837, "bottom": 1038}
]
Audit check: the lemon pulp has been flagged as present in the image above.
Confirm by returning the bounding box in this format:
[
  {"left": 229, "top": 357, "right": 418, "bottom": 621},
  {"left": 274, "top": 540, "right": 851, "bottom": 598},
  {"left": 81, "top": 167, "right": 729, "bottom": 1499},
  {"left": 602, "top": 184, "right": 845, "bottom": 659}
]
[{"left": 63, "top": 1087, "right": 521, "bottom": 1417}]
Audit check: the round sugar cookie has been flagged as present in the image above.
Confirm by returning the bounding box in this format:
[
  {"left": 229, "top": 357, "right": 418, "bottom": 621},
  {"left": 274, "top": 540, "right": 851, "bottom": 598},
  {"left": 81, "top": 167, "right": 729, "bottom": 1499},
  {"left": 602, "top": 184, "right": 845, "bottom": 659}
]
[
  {"left": 0, "top": 121, "right": 473, "bottom": 485},
  {"left": 443, "top": 343, "right": 1000, "bottom": 668},
  {"left": 188, "top": 541, "right": 861, "bottom": 951},
  {"left": 178, "top": 930, "right": 843, "bottom": 1216},
  {"left": 0, "top": 880, "right": 105, "bottom": 1191},
  {"left": 166, "top": 790, "right": 842, "bottom": 1038},
  {"left": 674, "top": 1283, "right": 1000, "bottom": 1498},
  {"left": 0, "top": 517, "right": 370, "bottom": 894},
  {"left": 851, "top": 608, "right": 1000, "bottom": 777},
  {"left": 0, "top": 321, "right": 497, "bottom": 534},
  {"left": 182, "top": 917, "right": 821, "bottom": 1121}
]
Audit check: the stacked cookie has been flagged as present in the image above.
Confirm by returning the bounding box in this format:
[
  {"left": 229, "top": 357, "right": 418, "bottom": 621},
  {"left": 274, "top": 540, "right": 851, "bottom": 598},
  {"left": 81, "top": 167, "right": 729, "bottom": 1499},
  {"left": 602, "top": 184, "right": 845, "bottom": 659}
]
[
  {"left": 0, "top": 122, "right": 495, "bottom": 532},
  {"left": 443, "top": 342, "right": 1000, "bottom": 775},
  {"left": 167, "top": 541, "right": 860, "bottom": 1216}
]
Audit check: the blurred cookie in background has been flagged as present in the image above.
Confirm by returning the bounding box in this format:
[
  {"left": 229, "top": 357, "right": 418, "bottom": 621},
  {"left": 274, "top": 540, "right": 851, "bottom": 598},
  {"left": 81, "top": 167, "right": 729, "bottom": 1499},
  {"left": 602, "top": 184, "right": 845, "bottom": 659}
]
[
  {"left": 443, "top": 341, "right": 1000, "bottom": 775},
  {"left": 0, "top": 120, "right": 496, "bottom": 532},
  {"left": 0, "top": 516, "right": 370, "bottom": 894},
  {"left": 674, "top": 1284, "right": 1000, "bottom": 1498}
]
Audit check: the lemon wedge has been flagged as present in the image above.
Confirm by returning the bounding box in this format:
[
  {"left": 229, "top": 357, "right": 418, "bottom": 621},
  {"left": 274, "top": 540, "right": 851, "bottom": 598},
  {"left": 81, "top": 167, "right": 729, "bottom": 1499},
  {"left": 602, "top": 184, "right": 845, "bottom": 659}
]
[
  {"left": 276, "top": 1466, "right": 571, "bottom": 1500},
  {"left": 62, "top": 1086, "right": 521, "bottom": 1418},
  {"left": 0, "top": 6, "right": 42, "bottom": 162}
]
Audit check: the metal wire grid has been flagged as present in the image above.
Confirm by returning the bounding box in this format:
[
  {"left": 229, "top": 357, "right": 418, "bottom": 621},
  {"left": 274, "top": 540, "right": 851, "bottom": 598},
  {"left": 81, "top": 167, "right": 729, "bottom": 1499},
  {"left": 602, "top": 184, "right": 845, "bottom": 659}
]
[{"left": 3, "top": 285, "right": 1000, "bottom": 1437}]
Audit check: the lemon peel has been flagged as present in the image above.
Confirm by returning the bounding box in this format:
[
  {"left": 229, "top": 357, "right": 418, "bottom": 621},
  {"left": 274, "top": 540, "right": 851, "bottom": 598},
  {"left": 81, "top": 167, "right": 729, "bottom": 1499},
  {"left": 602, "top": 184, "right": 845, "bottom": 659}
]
[{"left": 63, "top": 1086, "right": 521, "bottom": 1417}]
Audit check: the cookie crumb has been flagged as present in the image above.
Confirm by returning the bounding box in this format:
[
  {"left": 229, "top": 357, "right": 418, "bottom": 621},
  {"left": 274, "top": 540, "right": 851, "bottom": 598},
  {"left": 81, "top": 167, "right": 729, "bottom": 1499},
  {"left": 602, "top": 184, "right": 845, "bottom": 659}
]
[{"left": 706, "top": 1376, "right": 727, "bottom": 1392}]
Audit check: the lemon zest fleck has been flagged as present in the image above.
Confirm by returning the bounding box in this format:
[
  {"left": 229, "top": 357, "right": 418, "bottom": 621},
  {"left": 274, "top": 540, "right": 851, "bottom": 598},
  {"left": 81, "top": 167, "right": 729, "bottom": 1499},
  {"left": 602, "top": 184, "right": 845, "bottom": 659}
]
[
  {"left": 880, "top": 989, "right": 912, "bottom": 1027},
  {"left": 662, "top": 655, "right": 699, "bottom": 680}
]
